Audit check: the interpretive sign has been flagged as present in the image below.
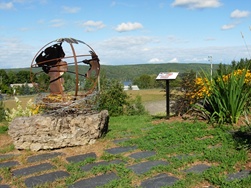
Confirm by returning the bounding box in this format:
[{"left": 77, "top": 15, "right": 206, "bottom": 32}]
[
  {"left": 156, "top": 72, "right": 179, "bottom": 119},
  {"left": 156, "top": 72, "right": 179, "bottom": 80}
]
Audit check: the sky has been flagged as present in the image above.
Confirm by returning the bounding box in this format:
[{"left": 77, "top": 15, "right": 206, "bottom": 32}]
[{"left": 0, "top": 0, "right": 251, "bottom": 69}]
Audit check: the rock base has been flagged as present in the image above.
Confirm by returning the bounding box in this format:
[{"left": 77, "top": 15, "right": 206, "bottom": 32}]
[{"left": 8, "top": 110, "right": 109, "bottom": 151}]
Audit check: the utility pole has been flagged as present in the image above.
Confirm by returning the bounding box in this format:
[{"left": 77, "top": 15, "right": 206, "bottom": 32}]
[
  {"left": 208, "top": 56, "right": 212, "bottom": 81},
  {"left": 0, "top": 76, "right": 2, "bottom": 94}
]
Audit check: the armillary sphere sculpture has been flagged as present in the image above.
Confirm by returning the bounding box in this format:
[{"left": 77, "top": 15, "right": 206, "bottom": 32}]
[{"left": 30, "top": 38, "right": 100, "bottom": 111}]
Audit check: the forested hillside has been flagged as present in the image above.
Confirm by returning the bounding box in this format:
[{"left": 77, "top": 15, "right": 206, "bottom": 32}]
[{"left": 6, "top": 63, "right": 219, "bottom": 81}]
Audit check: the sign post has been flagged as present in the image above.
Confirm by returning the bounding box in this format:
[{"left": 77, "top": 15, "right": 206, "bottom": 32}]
[{"left": 156, "top": 72, "right": 179, "bottom": 119}]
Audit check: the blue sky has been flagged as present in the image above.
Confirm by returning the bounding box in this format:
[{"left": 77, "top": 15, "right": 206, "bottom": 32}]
[{"left": 0, "top": 0, "right": 251, "bottom": 69}]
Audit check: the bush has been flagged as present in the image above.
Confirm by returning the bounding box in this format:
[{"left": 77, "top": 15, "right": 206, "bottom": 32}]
[
  {"left": 0, "top": 100, "right": 6, "bottom": 122},
  {"left": 172, "top": 70, "right": 197, "bottom": 115},
  {"left": 98, "top": 79, "right": 128, "bottom": 116},
  {"left": 204, "top": 68, "right": 251, "bottom": 124},
  {"left": 97, "top": 77, "right": 146, "bottom": 116},
  {"left": 124, "top": 95, "right": 147, "bottom": 116}
]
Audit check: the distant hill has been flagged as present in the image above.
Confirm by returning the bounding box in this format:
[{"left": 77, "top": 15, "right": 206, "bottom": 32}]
[
  {"left": 5, "top": 63, "right": 219, "bottom": 81},
  {"left": 100, "top": 63, "right": 218, "bottom": 81}
]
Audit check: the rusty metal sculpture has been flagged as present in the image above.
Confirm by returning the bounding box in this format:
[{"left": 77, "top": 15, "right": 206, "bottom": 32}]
[
  {"left": 30, "top": 38, "right": 100, "bottom": 113},
  {"left": 31, "top": 38, "right": 100, "bottom": 97}
]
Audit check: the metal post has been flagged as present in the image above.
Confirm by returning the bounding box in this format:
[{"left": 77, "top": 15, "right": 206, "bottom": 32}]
[{"left": 166, "top": 80, "right": 170, "bottom": 119}]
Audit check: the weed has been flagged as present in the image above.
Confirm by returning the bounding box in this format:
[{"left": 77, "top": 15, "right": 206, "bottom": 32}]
[
  {"left": 0, "top": 125, "right": 8, "bottom": 134},
  {"left": 0, "top": 167, "right": 12, "bottom": 182},
  {"left": 65, "top": 157, "right": 96, "bottom": 185},
  {"left": 0, "top": 144, "right": 15, "bottom": 154}
]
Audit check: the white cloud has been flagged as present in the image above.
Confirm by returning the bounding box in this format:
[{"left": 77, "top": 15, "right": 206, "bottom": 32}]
[
  {"left": 83, "top": 20, "right": 105, "bottom": 28},
  {"left": 49, "top": 19, "right": 65, "bottom": 27},
  {"left": 102, "top": 36, "right": 154, "bottom": 47},
  {"left": 230, "top": 9, "right": 250, "bottom": 18},
  {"left": 171, "top": 0, "right": 222, "bottom": 9},
  {"left": 148, "top": 58, "right": 164, "bottom": 63},
  {"left": 62, "top": 6, "right": 81, "bottom": 14},
  {"left": 167, "top": 35, "right": 189, "bottom": 44},
  {"left": 1, "top": 37, "right": 250, "bottom": 69},
  {"left": 0, "top": 2, "right": 14, "bottom": 10},
  {"left": 221, "top": 24, "right": 236, "bottom": 30},
  {"left": 142, "top": 47, "right": 150, "bottom": 51},
  {"left": 0, "top": 37, "right": 35, "bottom": 68},
  {"left": 80, "top": 20, "right": 105, "bottom": 32},
  {"left": 96, "top": 36, "right": 158, "bottom": 64},
  {"left": 96, "top": 35, "right": 250, "bottom": 66},
  {"left": 115, "top": 22, "right": 143, "bottom": 32},
  {"left": 169, "top": 58, "right": 179, "bottom": 63}
]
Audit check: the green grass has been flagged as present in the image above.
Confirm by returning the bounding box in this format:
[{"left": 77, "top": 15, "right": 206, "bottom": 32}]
[
  {"left": 126, "top": 89, "right": 166, "bottom": 102},
  {"left": 1, "top": 93, "right": 250, "bottom": 187},
  {"left": 0, "top": 125, "right": 8, "bottom": 134},
  {"left": 100, "top": 115, "right": 250, "bottom": 187},
  {"left": 3, "top": 95, "right": 35, "bottom": 110},
  {"left": 0, "top": 115, "right": 250, "bottom": 187},
  {"left": 0, "top": 144, "right": 15, "bottom": 154}
]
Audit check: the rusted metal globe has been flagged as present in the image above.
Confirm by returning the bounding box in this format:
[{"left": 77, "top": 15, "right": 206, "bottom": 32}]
[{"left": 30, "top": 38, "right": 100, "bottom": 104}]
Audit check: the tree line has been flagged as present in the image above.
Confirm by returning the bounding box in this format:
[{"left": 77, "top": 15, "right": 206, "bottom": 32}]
[{"left": 0, "top": 69, "right": 184, "bottom": 95}]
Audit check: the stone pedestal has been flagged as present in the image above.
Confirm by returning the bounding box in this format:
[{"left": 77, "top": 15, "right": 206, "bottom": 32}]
[{"left": 8, "top": 110, "right": 109, "bottom": 151}]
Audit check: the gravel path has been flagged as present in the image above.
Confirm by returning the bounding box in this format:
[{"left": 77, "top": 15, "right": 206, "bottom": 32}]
[{"left": 144, "top": 100, "right": 166, "bottom": 115}]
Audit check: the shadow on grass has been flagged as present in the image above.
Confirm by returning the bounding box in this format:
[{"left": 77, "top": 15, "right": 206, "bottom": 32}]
[
  {"left": 151, "top": 114, "right": 179, "bottom": 120},
  {"left": 232, "top": 129, "right": 251, "bottom": 150}
]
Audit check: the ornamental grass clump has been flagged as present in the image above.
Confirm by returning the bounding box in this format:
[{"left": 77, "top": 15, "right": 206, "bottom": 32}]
[{"left": 204, "top": 68, "right": 251, "bottom": 124}]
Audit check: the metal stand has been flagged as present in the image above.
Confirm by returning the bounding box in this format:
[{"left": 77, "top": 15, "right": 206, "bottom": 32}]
[
  {"left": 156, "top": 72, "right": 179, "bottom": 119},
  {"left": 165, "top": 80, "right": 170, "bottom": 119}
]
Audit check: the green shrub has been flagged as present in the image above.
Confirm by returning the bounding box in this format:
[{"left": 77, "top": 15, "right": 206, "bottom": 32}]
[
  {"left": 204, "top": 68, "right": 251, "bottom": 124},
  {"left": 98, "top": 79, "right": 128, "bottom": 116},
  {"left": 97, "top": 77, "right": 146, "bottom": 116},
  {"left": 0, "top": 125, "right": 8, "bottom": 134},
  {"left": 0, "top": 100, "right": 6, "bottom": 122},
  {"left": 124, "top": 95, "right": 147, "bottom": 116}
]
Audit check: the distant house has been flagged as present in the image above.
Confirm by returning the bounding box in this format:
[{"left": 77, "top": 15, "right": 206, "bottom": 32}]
[
  {"left": 123, "top": 81, "right": 139, "bottom": 90},
  {"left": 124, "top": 85, "right": 140, "bottom": 90}
]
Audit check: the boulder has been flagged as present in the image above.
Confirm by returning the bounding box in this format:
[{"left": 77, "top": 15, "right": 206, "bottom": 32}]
[{"left": 8, "top": 110, "right": 109, "bottom": 151}]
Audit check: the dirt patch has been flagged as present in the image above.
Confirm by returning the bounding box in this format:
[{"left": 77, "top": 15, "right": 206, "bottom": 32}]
[{"left": 0, "top": 134, "right": 12, "bottom": 148}]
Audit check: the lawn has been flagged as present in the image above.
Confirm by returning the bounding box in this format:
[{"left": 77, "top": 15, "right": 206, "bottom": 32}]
[
  {"left": 100, "top": 115, "right": 251, "bottom": 187},
  {"left": 0, "top": 92, "right": 250, "bottom": 187},
  {"left": 126, "top": 89, "right": 166, "bottom": 102},
  {"left": 3, "top": 95, "right": 35, "bottom": 110},
  {"left": 3, "top": 89, "right": 165, "bottom": 109}
]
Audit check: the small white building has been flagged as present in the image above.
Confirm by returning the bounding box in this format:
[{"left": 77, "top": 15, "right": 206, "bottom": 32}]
[
  {"left": 123, "top": 81, "right": 139, "bottom": 90},
  {"left": 123, "top": 85, "right": 140, "bottom": 90}
]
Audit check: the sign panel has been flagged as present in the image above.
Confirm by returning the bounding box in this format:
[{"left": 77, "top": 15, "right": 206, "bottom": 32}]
[{"left": 156, "top": 72, "right": 179, "bottom": 80}]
